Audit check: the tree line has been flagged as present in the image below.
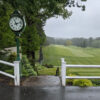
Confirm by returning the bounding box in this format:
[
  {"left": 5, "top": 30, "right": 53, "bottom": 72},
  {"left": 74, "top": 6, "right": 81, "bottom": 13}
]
[{"left": 45, "top": 37, "right": 100, "bottom": 48}]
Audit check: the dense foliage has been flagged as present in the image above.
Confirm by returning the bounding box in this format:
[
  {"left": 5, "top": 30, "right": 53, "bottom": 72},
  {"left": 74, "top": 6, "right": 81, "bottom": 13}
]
[
  {"left": 0, "top": 2, "right": 15, "bottom": 50},
  {"left": 21, "top": 55, "right": 37, "bottom": 76}
]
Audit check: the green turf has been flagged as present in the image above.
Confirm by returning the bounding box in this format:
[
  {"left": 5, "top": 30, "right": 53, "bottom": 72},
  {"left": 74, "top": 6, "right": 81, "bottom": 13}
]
[
  {"left": 42, "top": 45, "right": 100, "bottom": 65},
  {"left": 38, "top": 67, "right": 57, "bottom": 76},
  {"left": 38, "top": 45, "right": 100, "bottom": 77}
]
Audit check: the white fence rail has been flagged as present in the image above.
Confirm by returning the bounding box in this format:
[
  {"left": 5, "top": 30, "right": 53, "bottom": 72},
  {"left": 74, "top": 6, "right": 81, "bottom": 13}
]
[
  {"left": 61, "top": 58, "right": 100, "bottom": 86},
  {"left": 0, "top": 60, "right": 20, "bottom": 86}
]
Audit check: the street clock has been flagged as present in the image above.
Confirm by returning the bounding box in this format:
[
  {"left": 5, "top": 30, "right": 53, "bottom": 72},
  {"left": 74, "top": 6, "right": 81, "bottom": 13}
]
[
  {"left": 9, "top": 10, "right": 26, "bottom": 33},
  {"left": 9, "top": 10, "right": 26, "bottom": 61}
]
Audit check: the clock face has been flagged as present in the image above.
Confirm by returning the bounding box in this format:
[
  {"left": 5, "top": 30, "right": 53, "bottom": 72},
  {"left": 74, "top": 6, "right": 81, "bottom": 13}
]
[{"left": 9, "top": 16, "right": 24, "bottom": 31}]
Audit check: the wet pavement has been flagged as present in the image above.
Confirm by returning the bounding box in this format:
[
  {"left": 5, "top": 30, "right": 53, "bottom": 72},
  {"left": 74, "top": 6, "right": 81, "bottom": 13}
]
[
  {"left": 0, "top": 85, "right": 100, "bottom": 100},
  {"left": 22, "top": 76, "right": 61, "bottom": 86}
]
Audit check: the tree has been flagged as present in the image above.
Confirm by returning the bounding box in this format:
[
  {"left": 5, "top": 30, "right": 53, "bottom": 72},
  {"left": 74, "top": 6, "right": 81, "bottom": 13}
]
[
  {"left": 38, "top": 28, "right": 46, "bottom": 64},
  {"left": 66, "top": 40, "right": 72, "bottom": 46},
  {"left": 0, "top": 2, "right": 15, "bottom": 50},
  {"left": 82, "top": 39, "right": 87, "bottom": 48},
  {"left": 88, "top": 37, "right": 93, "bottom": 47},
  {"left": 0, "top": 2, "right": 16, "bottom": 72},
  {"left": 3, "top": 0, "right": 87, "bottom": 66}
]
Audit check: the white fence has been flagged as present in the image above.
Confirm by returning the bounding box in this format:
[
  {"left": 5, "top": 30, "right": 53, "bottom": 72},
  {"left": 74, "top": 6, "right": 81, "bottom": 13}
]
[
  {"left": 0, "top": 60, "right": 20, "bottom": 86},
  {"left": 61, "top": 58, "right": 100, "bottom": 86}
]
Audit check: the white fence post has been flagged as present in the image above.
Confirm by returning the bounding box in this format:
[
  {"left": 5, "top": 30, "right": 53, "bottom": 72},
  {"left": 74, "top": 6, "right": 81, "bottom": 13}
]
[
  {"left": 14, "top": 61, "right": 20, "bottom": 86},
  {"left": 61, "top": 58, "right": 66, "bottom": 86}
]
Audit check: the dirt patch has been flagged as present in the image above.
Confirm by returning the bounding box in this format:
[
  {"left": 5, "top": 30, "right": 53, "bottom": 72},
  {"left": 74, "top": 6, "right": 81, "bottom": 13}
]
[
  {"left": 0, "top": 75, "right": 61, "bottom": 87},
  {"left": 0, "top": 75, "right": 14, "bottom": 86},
  {"left": 0, "top": 75, "right": 28, "bottom": 86},
  {"left": 22, "top": 76, "right": 61, "bottom": 87}
]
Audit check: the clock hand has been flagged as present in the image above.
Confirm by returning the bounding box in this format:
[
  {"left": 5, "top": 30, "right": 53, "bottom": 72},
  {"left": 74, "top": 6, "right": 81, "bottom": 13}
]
[
  {"left": 14, "top": 19, "right": 18, "bottom": 25},
  {"left": 16, "top": 21, "right": 21, "bottom": 25}
]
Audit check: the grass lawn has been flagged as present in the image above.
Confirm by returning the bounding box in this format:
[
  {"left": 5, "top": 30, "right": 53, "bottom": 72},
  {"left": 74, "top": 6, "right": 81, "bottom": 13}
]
[
  {"left": 38, "top": 67, "right": 57, "bottom": 76},
  {"left": 37, "top": 45, "right": 100, "bottom": 78},
  {"left": 41, "top": 45, "right": 100, "bottom": 66}
]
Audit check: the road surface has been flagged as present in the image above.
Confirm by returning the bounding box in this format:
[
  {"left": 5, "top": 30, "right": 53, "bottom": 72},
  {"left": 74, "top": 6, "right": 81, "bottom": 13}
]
[{"left": 0, "top": 85, "right": 100, "bottom": 100}]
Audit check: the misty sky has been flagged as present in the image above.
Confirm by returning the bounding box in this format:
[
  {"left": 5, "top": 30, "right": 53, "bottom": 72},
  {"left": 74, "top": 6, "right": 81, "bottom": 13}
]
[{"left": 44, "top": 0, "right": 100, "bottom": 38}]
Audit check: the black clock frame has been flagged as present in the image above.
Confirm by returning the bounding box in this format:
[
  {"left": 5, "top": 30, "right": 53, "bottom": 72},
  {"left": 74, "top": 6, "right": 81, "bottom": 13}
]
[{"left": 9, "top": 10, "right": 26, "bottom": 33}]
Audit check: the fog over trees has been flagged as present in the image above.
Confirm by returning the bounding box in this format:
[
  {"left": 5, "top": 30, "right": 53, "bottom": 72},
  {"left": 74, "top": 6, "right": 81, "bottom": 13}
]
[{"left": 45, "top": 36, "right": 100, "bottom": 48}]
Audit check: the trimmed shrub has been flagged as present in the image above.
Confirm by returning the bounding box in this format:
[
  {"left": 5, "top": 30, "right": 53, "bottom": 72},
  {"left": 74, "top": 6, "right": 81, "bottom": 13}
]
[{"left": 73, "top": 79, "right": 93, "bottom": 87}]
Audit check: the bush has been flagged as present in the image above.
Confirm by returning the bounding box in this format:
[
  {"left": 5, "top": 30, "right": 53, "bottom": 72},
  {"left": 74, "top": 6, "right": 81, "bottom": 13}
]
[
  {"left": 21, "top": 55, "right": 37, "bottom": 76},
  {"left": 73, "top": 79, "right": 93, "bottom": 87},
  {"left": 7, "top": 52, "right": 16, "bottom": 62},
  {"left": 66, "top": 74, "right": 76, "bottom": 85},
  {"left": 0, "top": 52, "right": 16, "bottom": 72},
  {"left": 35, "top": 63, "right": 45, "bottom": 70},
  {"left": 91, "top": 79, "right": 100, "bottom": 86},
  {"left": 0, "top": 50, "right": 9, "bottom": 61}
]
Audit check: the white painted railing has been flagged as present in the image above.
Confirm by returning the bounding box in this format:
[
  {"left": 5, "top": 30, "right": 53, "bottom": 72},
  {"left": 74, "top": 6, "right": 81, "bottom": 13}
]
[
  {"left": 61, "top": 58, "right": 100, "bottom": 86},
  {"left": 0, "top": 60, "right": 20, "bottom": 86}
]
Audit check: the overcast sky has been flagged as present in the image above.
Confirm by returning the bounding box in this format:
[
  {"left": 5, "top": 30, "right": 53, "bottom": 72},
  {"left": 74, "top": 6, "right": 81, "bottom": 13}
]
[{"left": 44, "top": 0, "right": 100, "bottom": 39}]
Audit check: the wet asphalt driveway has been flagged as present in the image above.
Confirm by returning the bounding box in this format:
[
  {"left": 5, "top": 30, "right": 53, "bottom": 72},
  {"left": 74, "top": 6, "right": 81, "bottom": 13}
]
[{"left": 0, "top": 85, "right": 100, "bottom": 100}]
